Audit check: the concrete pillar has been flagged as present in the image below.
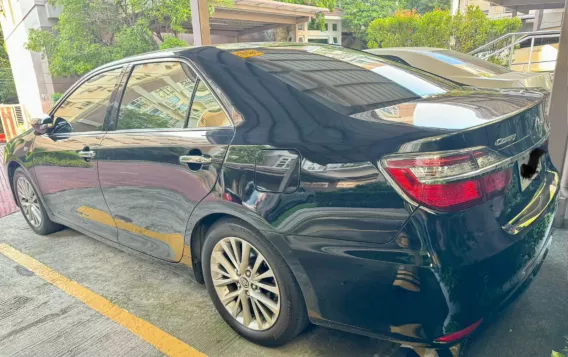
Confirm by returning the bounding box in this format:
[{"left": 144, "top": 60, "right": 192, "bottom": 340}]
[
  {"left": 190, "top": 0, "right": 211, "bottom": 46},
  {"left": 549, "top": 2, "right": 568, "bottom": 226},
  {"left": 533, "top": 10, "right": 544, "bottom": 31},
  {"left": 451, "top": 0, "right": 460, "bottom": 16},
  {"left": 291, "top": 24, "right": 298, "bottom": 42}
]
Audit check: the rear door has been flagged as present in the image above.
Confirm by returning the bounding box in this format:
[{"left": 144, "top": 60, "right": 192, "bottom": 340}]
[
  {"left": 98, "top": 60, "right": 234, "bottom": 262},
  {"left": 31, "top": 66, "right": 124, "bottom": 239}
]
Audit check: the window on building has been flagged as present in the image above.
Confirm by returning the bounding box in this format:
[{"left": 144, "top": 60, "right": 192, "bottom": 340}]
[
  {"left": 333, "top": 37, "right": 338, "bottom": 44},
  {"left": 117, "top": 62, "right": 197, "bottom": 130},
  {"left": 52, "top": 67, "right": 123, "bottom": 133},
  {"left": 332, "top": 23, "right": 338, "bottom": 31},
  {"left": 325, "top": 23, "right": 328, "bottom": 31},
  {"left": 298, "top": 23, "right": 304, "bottom": 30},
  {"left": 188, "top": 80, "right": 231, "bottom": 128},
  {"left": 298, "top": 37, "right": 304, "bottom": 42}
]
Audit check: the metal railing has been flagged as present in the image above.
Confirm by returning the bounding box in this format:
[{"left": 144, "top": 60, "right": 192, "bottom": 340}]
[{"left": 469, "top": 30, "right": 560, "bottom": 71}]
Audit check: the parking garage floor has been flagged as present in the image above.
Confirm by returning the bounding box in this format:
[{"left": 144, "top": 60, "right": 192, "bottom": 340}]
[{"left": 0, "top": 209, "right": 567, "bottom": 357}]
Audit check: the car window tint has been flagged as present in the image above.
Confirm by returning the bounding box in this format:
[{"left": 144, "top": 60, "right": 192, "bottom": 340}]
[
  {"left": 237, "top": 46, "right": 456, "bottom": 116},
  {"left": 188, "top": 80, "right": 231, "bottom": 128},
  {"left": 117, "top": 62, "right": 197, "bottom": 130},
  {"left": 53, "top": 68, "right": 122, "bottom": 132}
]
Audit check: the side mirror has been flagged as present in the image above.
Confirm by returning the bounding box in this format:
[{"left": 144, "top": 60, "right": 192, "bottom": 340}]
[{"left": 31, "top": 115, "right": 53, "bottom": 135}]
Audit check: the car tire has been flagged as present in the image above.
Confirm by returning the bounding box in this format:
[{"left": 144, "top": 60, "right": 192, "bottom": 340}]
[
  {"left": 202, "top": 218, "right": 308, "bottom": 346},
  {"left": 13, "top": 168, "right": 63, "bottom": 235}
]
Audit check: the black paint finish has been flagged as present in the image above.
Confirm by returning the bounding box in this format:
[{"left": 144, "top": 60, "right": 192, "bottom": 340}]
[{"left": 2, "top": 43, "right": 558, "bottom": 348}]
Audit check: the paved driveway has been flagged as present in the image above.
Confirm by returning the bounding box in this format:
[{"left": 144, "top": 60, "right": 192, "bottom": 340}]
[{"left": 0, "top": 210, "right": 566, "bottom": 357}]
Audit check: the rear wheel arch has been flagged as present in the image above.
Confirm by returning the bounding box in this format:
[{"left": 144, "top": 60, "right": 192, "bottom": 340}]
[
  {"left": 7, "top": 161, "right": 22, "bottom": 205},
  {"left": 188, "top": 212, "right": 275, "bottom": 284}
]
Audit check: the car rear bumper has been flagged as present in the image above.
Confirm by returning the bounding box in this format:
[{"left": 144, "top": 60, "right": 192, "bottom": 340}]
[{"left": 265, "top": 170, "right": 558, "bottom": 347}]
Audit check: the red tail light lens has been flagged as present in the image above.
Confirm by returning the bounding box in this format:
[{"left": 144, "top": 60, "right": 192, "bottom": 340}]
[
  {"left": 382, "top": 148, "right": 511, "bottom": 211},
  {"left": 435, "top": 318, "right": 483, "bottom": 343}
]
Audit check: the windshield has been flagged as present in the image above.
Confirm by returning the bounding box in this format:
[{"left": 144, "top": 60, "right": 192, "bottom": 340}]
[{"left": 231, "top": 44, "right": 456, "bottom": 116}]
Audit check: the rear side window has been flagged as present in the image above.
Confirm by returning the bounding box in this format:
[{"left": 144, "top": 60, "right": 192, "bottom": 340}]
[
  {"left": 53, "top": 67, "right": 123, "bottom": 132},
  {"left": 117, "top": 62, "right": 197, "bottom": 130},
  {"left": 188, "top": 81, "right": 232, "bottom": 128}
]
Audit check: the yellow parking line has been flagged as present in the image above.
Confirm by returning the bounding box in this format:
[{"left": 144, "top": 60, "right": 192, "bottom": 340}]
[{"left": 0, "top": 243, "right": 207, "bottom": 357}]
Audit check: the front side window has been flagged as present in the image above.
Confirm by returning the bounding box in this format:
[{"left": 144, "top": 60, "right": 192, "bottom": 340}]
[
  {"left": 117, "top": 62, "right": 197, "bottom": 130},
  {"left": 188, "top": 80, "right": 231, "bottom": 128},
  {"left": 52, "top": 67, "right": 123, "bottom": 133},
  {"left": 332, "top": 23, "right": 338, "bottom": 31}
]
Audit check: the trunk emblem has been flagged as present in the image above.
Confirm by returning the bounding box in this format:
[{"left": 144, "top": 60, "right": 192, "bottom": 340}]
[{"left": 495, "top": 134, "right": 516, "bottom": 146}]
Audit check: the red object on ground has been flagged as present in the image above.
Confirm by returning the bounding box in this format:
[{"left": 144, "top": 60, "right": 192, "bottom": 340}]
[
  {"left": 0, "top": 134, "right": 6, "bottom": 143},
  {"left": 0, "top": 145, "right": 19, "bottom": 218}
]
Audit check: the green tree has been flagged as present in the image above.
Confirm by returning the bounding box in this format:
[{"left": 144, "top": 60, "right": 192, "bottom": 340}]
[
  {"left": 117, "top": 108, "right": 171, "bottom": 130},
  {"left": 367, "top": 6, "right": 521, "bottom": 54},
  {"left": 160, "top": 35, "right": 190, "bottom": 49},
  {"left": 404, "top": 0, "right": 451, "bottom": 13},
  {"left": 26, "top": 0, "right": 231, "bottom": 77},
  {"left": 339, "top": 0, "right": 399, "bottom": 41},
  {"left": 0, "top": 27, "right": 18, "bottom": 104}
]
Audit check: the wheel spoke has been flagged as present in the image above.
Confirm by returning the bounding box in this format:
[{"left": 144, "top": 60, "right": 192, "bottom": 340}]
[
  {"left": 240, "top": 292, "right": 252, "bottom": 326},
  {"left": 17, "top": 182, "right": 26, "bottom": 200},
  {"left": 255, "top": 281, "right": 278, "bottom": 294},
  {"left": 231, "top": 295, "right": 242, "bottom": 318},
  {"left": 211, "top": 266, "right": 231, "bottom": 278},
  {"left": 221, "top": 289, "right": 240, "bottom": 306},
  {"left": 213, "top": 252, "right": 238, "bottom": 280},
  {"left": 213, "top": 277, "right": 234, "bottom": 287},
  {"left": 251, "top": 255, "right": 265, "bottom": 276},
  {"left": 221, "top": 241, "right": 240, "bottom": 271},
  {"left": 239, "top": 241, "right": 251, "bottom": 273},
  {"left": 251, "top": 290, "right": 279, "bottom": 313},
  {"left": 252, "top": 297, "right": 273, "bottom": 326},
  {"left": 254, "top": 270, "right": 274, "bottom": 281},
  {"left": 250, "top": 296, "right": 262, "bottom": 328}
]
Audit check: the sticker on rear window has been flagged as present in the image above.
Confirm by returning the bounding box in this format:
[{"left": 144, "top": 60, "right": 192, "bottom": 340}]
[{"left": 231, "top": 50, "right": 264, "bottom": 59}]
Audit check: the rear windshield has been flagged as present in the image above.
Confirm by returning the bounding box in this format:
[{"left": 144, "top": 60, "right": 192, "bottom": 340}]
[
  {"left": 230, "top": 45, "right": 456, "bottom": 116},
  {"left": 425, "top": 49, "right": 511, "bottom": 76}
]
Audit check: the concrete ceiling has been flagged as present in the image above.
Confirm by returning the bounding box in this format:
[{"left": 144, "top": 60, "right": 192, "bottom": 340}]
[{"left": 490, "top": 0, "right": 565, "bottom": 12}]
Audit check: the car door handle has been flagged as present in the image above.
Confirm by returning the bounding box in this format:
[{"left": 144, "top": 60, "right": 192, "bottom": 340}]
[
  {"left": 179, "top": 155, "right": 211, "bottom": 164},
  {"left": 78, "top": 150, "right": 96, "bottom": 159}
]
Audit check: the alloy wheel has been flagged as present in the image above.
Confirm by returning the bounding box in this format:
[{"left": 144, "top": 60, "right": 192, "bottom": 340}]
[
  {"left": 210, "top": 237, "right": 281, "bottom": 331},
  {"left": 16, "top": 177, "right": 42, "bottom": 228}
]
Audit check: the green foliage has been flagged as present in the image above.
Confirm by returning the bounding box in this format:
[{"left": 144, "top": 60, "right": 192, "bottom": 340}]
[
  {"left": 276, "top": 0, "right": 335, "bottom": 11},
  {"left": 117, "top": 108, "right": 171, "bottom": 130},
  {"left": 52, "top": 92, "right": 63, "bottom": 104},
  {"left": 0, "top": 27, "right": 18, "bottom": 104},
  {"left": 340, "top": 0, "right": 400, "bottom": 41},
  {"left": 160, "top": 35, "right": 190, "bottom": 49},
  {"left": 26, "top": 0, "right": 230, "bottom": 77},
  {"left": 404, "top": 0, "right": 451, "bottom": 13},
  {"left": 367, "top": 6, "right": 522, "bottom": 53},
  {"left": 552, "top": 336, "right": 568, "bottom": 357}
]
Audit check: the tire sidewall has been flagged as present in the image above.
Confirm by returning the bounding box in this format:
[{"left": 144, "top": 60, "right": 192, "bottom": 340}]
[
  {"left": 202, "top": 220, "right": 299, "bottom": 345},
  {"left": 13, "top": 168, "right": 50, "bottom": 234}
]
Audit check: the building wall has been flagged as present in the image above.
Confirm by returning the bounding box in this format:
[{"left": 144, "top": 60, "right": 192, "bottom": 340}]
[
  {"left": 297, "top": 16, "right": 342, "bottom": 45},
  {"left": 0, "top": 0, "right": 58, "bottom": 116}
]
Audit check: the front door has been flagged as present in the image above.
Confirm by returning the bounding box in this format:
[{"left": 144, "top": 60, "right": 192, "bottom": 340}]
[
  {"left": 31, "top": 67, "right": 124, "bottom": 239},
  {"left": 98, "top": 61, "right": 234, "bottom": 261}
]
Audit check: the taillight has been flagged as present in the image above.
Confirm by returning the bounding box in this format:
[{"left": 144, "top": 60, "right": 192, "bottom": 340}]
[{"left": 381, "top": 148, "right": 512, "bottom": 211}]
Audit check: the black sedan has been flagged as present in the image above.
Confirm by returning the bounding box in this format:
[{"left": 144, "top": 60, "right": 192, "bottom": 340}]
[{"left": 2, "top": 43, "right": 557, "bottom": 347}]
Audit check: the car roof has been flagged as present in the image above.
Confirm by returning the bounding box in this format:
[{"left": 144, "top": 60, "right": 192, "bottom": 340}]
[
  {"left": 366, "top": 47, "right": 446, "bottom": 53},
  {"left": 97, "top": 42, "right": 336, "bottom": 71}
]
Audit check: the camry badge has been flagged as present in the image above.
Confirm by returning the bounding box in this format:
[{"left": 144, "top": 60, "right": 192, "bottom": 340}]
[{"left": 495, "top": 134, "right": 516, "bottom": 146}]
